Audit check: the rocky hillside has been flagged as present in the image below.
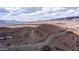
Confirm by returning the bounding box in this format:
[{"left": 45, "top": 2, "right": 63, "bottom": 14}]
[{"left": 0, "top": 23, "right": 79, "bottom": 51}]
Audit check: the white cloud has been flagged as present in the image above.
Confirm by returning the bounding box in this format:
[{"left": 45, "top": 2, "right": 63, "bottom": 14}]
[
  {"left": 66, "top": 9, "right": 75, "bottom": 13},
  {"left": 0, "top": 7, "right": 79, "bottom": 22}
]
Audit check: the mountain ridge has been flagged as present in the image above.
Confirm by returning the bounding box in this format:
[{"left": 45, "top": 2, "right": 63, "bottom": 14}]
[{"left": 0, "top": 16, "right": 79, "bottom": 24}]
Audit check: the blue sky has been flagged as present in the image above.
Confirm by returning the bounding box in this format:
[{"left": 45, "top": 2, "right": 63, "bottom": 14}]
[{"left": 0, "top": 7, "right": 79, "bottom": 22}]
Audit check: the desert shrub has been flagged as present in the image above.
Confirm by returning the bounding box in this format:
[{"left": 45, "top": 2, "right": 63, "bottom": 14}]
[
  {"left": 41, "top": 45, "right": 52, "bottom": 51},
  {"left": 54, "top": 47, "right": 64, "bottom": 51},
  {"left": 0, "top": 32, "right": 7, "bottom": 40}
]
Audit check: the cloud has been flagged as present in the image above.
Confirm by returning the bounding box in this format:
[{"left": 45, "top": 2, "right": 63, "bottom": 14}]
[
  {"left": 6, "top": 7, "right": 42, "bottom": 16},
  {"left": 0, "top": 7, "right": 10, "bottom": 13},
  {"left": 0, "top": 7, "right": 79, "bottom": 21}
]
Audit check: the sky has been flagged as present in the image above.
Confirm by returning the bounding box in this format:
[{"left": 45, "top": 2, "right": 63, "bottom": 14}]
[{"left": 0, "top": 7, "right": 79, "bottom": 22}]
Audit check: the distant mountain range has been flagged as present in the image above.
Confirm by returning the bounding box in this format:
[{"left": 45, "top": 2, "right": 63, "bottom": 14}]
[
  {"left": 0, "top": 20, "right": 19, "bottom": 24},
  {"left": 0, "top": 16, "right": 79, "bottom": 24},
  {"left": 54, "top": 16, "right": 79, "bottom": 20},
  {"left": 40, "top": 16, "right": 79, "bottom": 22}
]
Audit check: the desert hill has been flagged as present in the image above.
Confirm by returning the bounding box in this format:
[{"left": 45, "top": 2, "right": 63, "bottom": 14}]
[{"left": 0, "top": 21, "right": 79, "bottom": 51}]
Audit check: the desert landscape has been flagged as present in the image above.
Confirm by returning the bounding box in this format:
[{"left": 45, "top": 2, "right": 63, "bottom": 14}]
[
  {"left": 0, "top": 7, "right": 79, "bottom": 51},
  {"left": 0, "top": 17, "right": 79, "bottom": 51}
]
